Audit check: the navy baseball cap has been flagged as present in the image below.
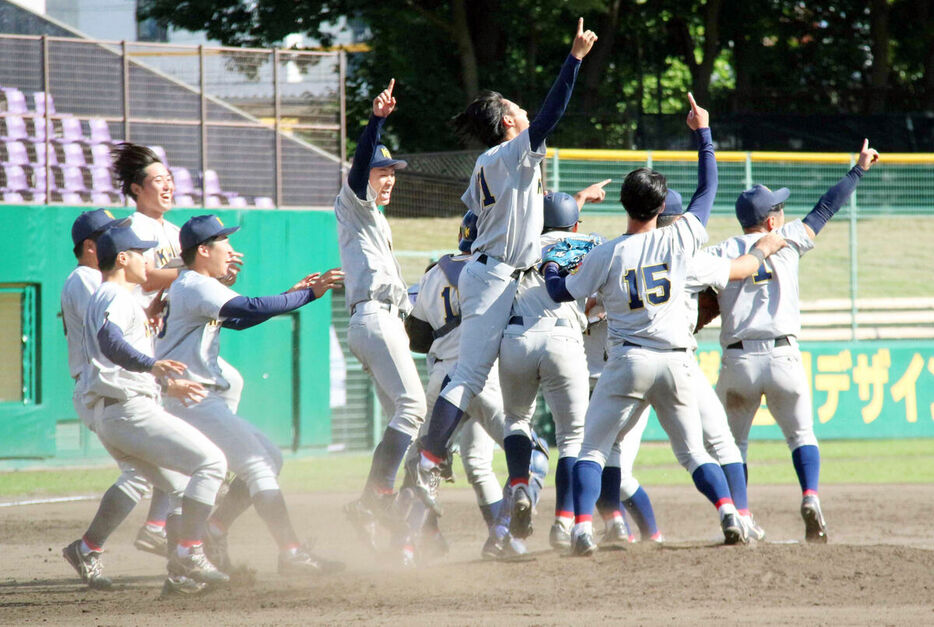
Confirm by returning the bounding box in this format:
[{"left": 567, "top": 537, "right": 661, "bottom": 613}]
[
  {"left": 659, "top": 189, "right": 684, "bottom": 217},
  {"left": 179, "top": 214, "right": 240, "bottom": 252},
  {"left": 369, "top": 144, "right": 407, "bottom": 170},
  {"left": 735, "top": 185, "right": 790, "bottom": 228},
  {"left": 71, "top": 209, "right": 129, "bottom": 247},
  {"left": 96, "top": 226, "right": 158, "bottom": 266}
]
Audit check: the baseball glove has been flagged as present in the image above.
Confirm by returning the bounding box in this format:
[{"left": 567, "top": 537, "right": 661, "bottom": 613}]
[
  {"left": 695, "top": 287, "right": 720, "bottom": 333},
  {"left": 540, "top": 235, "right": 601, "bottom": 276}
]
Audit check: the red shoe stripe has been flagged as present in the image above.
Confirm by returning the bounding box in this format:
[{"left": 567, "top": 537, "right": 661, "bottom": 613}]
[
  {"left": 81, "top": 536, "right": 102, "bottom": 552},
  {"left": 145, "top": 520, "right": 166, "bottom": 528},
  {"left": 179, "top": 539, "right": 202, "bottom": 549},
  {"left": 421, "top": 450, "right": 443, "bottom": 465}
]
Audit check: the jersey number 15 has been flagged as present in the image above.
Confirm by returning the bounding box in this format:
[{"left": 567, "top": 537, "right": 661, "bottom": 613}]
[{"left": 623, "top": 263, "right": 671, "bottom": 310}]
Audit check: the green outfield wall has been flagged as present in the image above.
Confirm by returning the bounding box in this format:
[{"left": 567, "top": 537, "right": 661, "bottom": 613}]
[{"left": 0, "top": 206, "right": 339, "bottom": 460}]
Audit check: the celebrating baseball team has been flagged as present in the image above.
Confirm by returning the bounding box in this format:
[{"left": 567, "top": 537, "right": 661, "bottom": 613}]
[{"left": 60, "top": 17, "right": 880, "bottom": 593}]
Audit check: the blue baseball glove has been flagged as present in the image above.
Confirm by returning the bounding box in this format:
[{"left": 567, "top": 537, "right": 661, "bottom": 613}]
[{"left": 539, "top": 235, "right": 602, "bottom": 276}]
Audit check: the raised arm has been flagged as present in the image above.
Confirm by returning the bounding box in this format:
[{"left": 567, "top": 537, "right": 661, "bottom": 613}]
[
  {"left": 574, "top": 179, "right": 611, "bottom": 209},
  {"left": 347, "top": 79, "right": 396, "bottom": 200},
  {"left": 684, "top": 93, "right": 716, "bottom": 227},
  {"left": 802, "top": 139, "right": 879, "bottom": 239},
  {"left": 219, "top": 269, "right": 342, "bottom": 330},
  {"left": 527, "top": 18, "right": 596, "bottom": 151}
]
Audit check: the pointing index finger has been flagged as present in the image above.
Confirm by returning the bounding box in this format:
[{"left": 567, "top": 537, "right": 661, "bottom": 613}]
[
  {"left": 861, "top": 138, "right": 869, "bottom": 152},
  {"left": 577, "top": 17, "right": 584, "bottom": 35},
  {"left": 386, "top": 78, "right": 395, "bottom": 97},
  {"left": 597, "top": 178, "right": 612, "bottom": 188},
  {"left": 687, "top": 92, "right": 698, "bottom": 112}
]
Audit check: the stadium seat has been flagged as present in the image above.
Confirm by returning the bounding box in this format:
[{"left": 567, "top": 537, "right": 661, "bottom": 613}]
[
  {"left": 88, "top": 118, "right": 111, "bottom": 144},
  {"left": 56, "top": 117, "right": 85, "bottom": 143},
  {"left": 31, "top": 141, "right": 58, "bottom": 165},
  {"left": 170, "top": 166, "right": 198, "bottom": 196},
  {"left": 90, "top": 166, "right": 117, "bottom": 193},
  {"left": 252, "top": 196, "right": 275, "bottom": 208},
  {"left": 149, "top": 145, "right": 167, "bottom": 165},
  {"left": 2, "top": 191, "right": 24, "bottom": 203},
  {"left": 1, "top": 88, "right": 28, "bottom": 114},
  {"left": 1, "top": 116, "right": 29, "bottom": 141},
  {"left": 3, "top": 140, "right": 29, "bottom": 165},
  {"left": 60, "top": 165, "right": 87, "bottom": 192},
  {"left": 32, "top": 91, "right": 54, "bottom": 116},
  {"left": 90, "top": 143, "right": 111, "bottom": 166},
  {"left": 227, "top": 196, "right": 248, "bottom": 208},
  {"left": 61, "top": 143, "right": 87, "bottom": 166},
  {"left": 1, "top": 164, "right": 29, "bottom": 191}
]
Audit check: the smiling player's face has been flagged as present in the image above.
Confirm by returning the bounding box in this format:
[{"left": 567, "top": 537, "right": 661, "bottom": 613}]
[
  {"left": 368, "top": 166, "right": 396, "bottom": 206},
  {"left": 202, "top": 236, "right": 233, "bottom": 278}
]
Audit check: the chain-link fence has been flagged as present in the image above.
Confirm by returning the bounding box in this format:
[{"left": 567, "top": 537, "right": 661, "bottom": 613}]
[{"left": 0, "top": 34, "right": 345, "bottom": 208}]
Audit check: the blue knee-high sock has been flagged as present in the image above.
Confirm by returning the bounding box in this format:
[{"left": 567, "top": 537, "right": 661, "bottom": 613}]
[
  {"left": 423, "top": 396, "right": 464, "bottom": 460},
  {"left": 554, "top": 457, "right": 575, "bottom": 517},
  {"left": 623, "top": 486, "right": 659, "bottom": 538},
  {"left": 503, "top": 434, "right": 532, "bottom": 484},
  {"left": 84, "top": 484, "right": 138, "bottom": 549},
  {"left": 791, "top": 444, "right": 820, "bottom": 494},
  {"left": 596, "top": 465, "right": 622, "bottom": 518},
  {"left": 743, "top": 462, "right": 748, "bottom": 485},
  {"left": 366, "top": 426, "right": 412, "bottom": 493},
  {"left": 691, "top": 463, "right": 734, "bottom": 508},
  {"left": 721, "top": 462, "right": 749, "bottom": 511},
  {"left": 572, "top": 460, "right": 603, "bottom": 521},
  {"left": 479, "top": 499, "right": 502, "bottom": 529}
]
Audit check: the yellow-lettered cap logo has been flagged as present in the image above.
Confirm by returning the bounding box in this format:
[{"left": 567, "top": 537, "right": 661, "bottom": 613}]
[
  {"left": 381, "top": 147, "right": 391, "bottom": 159},
  {"left": 104, "top": 210, "right": 114, "bottom": 219},
  {"left": 215, "top": 216, "right": 224, "bottom": 227}
]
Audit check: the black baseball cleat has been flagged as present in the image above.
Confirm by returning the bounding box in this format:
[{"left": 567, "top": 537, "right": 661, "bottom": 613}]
[
  {"left": 134, "top": 525, "right": 168, "bottom": 557},
  {"left": 509, "top": 484, "right": 533, "bottom": 539},
  {"left": 161, "top": 575, "right": 207, "bottom": 597},
  {"left": 63, "top": 539, "right": 113, "bottom": 590},
  {"left": 801, "top": 495, "right": 828, "bottom": 544},
  {"left": 405, "top": 453, "right": 443, "bottom": 517},
  {"left": 571, "top": 530, "right": 597, "bottom": 557},
  {"left": 721, "top": 512, "right": 748, "bottom": 545},
  {"left": 344, "top": 497, "right": 379, "bottom": 551}
]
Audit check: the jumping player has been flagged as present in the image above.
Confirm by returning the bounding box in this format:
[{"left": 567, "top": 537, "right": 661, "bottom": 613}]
[
  {"left": 544, "top": 94, "right": 785, "bottom": 554},
  {"left": 78, "top": 225, "right": 229, "bottom": 591},
  {"left": 708, "top": 138, "right": 880, "bottom": 543},
  {"left": 156, "top": 214, "right": 344, "bottom": 575},
  {"left": 412, "top": 17, "right": 598, "bottom": 519},
  {"left": 337, "top": 80, "right": 429, "bottom": 547}
]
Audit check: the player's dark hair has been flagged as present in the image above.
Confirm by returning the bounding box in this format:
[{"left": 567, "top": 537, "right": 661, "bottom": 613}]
[
  {"left": 98, "top": 254, "right": 117, "bottom": 271},
  {"left": 111, "top": 142, "right": 163, "bottom": 200},
  {"left": 72, "top": 230, "right": 105, "bottom": 259},
  {"left": 656, "top": 215, "right": 678, "bottom": 228},
  {"left": 620, "top": 168, "right": 668, "bottom": 221},
  {"left": 750, "top": 203, "right": 785, "bottom": 231},
  {"left": 181, "top": 235, "right": 221, "bottom": 267},
  {"left": 452, "top": 91, "right": 511, "bottom": 148}
]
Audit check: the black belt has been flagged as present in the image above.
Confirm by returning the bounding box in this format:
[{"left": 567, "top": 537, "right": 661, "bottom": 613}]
[
  {"left": 623, "top": 340, "right": 686, "bottom": 352},
  {"left": 477, "top": 254, "right": 529, "bottom": 280},
  {"left": 508, "top": 316, "right": 572, "bottom": 327},
  {"left": 727, "top": 335, "right": 791, "bottom": 350}
]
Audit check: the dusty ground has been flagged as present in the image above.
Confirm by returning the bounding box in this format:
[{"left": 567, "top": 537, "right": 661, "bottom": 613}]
[{"left": 2, "top": 483, "right": 933, "bottom": 625}]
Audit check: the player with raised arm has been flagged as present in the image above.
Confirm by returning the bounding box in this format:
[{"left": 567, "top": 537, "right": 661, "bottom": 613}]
[
  {"left": 78, "top": 225, "right": 229, "bottom": 593},
  {"left": 411, "top": 17, "right": 598, "bottom": 519},
  {"left": 543, "top": 94, "right": 786, "bottom": 555},
  {"left": 157, "top": 214, "right": 344, "bottom": 576},
  {"left": 708, "top": 139, "right": 880, "bottom": 544}
]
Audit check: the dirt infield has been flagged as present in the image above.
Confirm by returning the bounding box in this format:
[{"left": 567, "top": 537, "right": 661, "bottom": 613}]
[{"left": 2, "top": 483, "right": 933, "bottom": 625}]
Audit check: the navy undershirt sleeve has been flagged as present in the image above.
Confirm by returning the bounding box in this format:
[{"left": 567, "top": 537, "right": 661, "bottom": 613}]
[
  {"left": 684, "top": 127, "right": 717, "bottom": 227},
  {"left": 802, "top": 166, "right": 864, "bottom": 235},
  {"left": 528, "top": 55, "right": 582, "bottom": 152},
  {"left": 348, "top": 114, "right": 386, "bottom": 200},
  {"left": 543, "top": 263, "right": 575, "bottom": 302},
  {"left": 97, "top": 320, "right": 156, "bottom": 372},
  {"left": 219, "top": 289, "right": 317, "bottom": 330}
]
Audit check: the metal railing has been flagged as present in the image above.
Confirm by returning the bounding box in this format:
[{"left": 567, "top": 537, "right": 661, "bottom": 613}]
[{"left": 0, "top": 34, "right": 346, "bottom": 208}]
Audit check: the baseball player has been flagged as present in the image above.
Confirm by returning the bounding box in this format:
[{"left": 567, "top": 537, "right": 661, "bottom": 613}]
[
  {"left": 494, "top": 182, "right": 608, "bottom": 548},
  {"left": 337, "top": 80, "right": 430, "bottom": 548},
  {"left": 401, "top": 213, "right": 548, "bottom": 561},
  {"left": 544, "top": 94, "right": 785, "bottom": 555},
  {"left": 708, "top": 138, "right": 880, "bottom": 544},
  {"left": 412, "top": 18, "right": 598, "bottom": 519},
  {"left": 78, "top": 225, "right": 229, "bottom": 592},
  {"left": 156, "top": 214, "right": 344, "bottom": 575}
]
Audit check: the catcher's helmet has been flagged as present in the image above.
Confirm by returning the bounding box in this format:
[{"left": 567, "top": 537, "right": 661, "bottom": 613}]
[
  {"left": 458, "top": 210, "right": 478, "bottom": 253},
  {"left": 543, "top": 191, "right": 579, "bottom": 230}
]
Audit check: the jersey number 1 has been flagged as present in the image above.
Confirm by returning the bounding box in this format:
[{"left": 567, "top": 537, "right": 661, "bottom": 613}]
[{"left": 477, "top": 168, "right": 496, "bottom": 207}]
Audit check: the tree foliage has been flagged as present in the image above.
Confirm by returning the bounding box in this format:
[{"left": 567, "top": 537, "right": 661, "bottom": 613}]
[{"left": 142, "top": 0, "right": 934, "bottom": 152}]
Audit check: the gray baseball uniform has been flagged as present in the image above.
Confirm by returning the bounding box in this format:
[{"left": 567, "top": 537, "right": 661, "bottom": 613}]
[
  {"left": 335, "top": 180, "right": 426, "bottom": 438},
  {"left": 707, "top": 220, "right": 817, "bottom": 458},
  {"left": 157, "top": 270, "right": 284, "bottom": 496},
  {"left": 80, "top": 281, "right": 227, "bottom": 507}
]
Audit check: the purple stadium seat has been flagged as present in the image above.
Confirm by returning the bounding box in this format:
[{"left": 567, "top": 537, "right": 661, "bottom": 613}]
[
  {"left": 90, "top": 166, "right": 116, "bottom": 192},
  {"left": 252, "top": 196, "right": 275, "bottom": 208},
  {"left": 203, "top": 169, "right": 222, "bottom": 195},
  {"left": 174, "top": 193, "right": 196, "bottom": 207},
  {"left": 149, "top": 145, "right": 167, "bottom": 165},
  {"left": 61, "top": 165, "right": 87, "bottom": 191},
  {"left": 170, "top": 166, "right": 195, "bottom": 194},
  {"left": 205, "top": 195, "right": 224, "bottom": 208},
  {"left": 61, "top": 143, "right": 87, "bottom": 166},
  {"left": 2, "top": 164, "right": 28, "bottom": 191},
  {"left": 90, "top": 143, "right": 111, "bottom": 166},
  {"left": 4, "top": 140, "right": 29, "bottom": 165},
  {"left": 88, "top": 118, "right": 111, "bottom": 144},
  {"left": 32, "top": 141, "right": 58, "bottom": 166},
  {"left": 61, "top": 191, "right": 84, "bottom": 204},
  {"left": 57, "top": 117, "right": 85, "bottom": 143},
  {"left": 91, "top": 191, "right": 117, "bottom": 205},
  {"left": 2, "top": 116, "right": 28, "bottom": 141},
  {"left": 32, "top": 91, "right": 54, "bottom": 115},
  {"left": 1, "top": 88, "right": 27, "bottom": 114},
  {"left": 3, "top": 191, "right": 24, "bottom": 203}
]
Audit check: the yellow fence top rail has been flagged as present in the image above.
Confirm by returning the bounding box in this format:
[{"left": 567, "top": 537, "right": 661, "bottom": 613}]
[{"left": 546, "top": 148, "right": 934, "bottom": 165}]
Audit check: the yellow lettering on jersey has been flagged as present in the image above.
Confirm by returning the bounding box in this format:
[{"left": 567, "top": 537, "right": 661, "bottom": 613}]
[
  {"left": 852, "top": 349, "right": 891, "bottom": 424},
  {"left": 815, "top": 350, "right": 852, "bottom": 423},
  {"left": 891, "top": 353, "right": 924, "bottom": 423},
  {"left": 208, "top": 319, "right": 222, "bottom": 327}
]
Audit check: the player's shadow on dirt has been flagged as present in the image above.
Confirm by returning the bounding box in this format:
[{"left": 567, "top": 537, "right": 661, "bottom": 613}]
[{"left": 0, "top": 574, "right": 164, "bottom": 592}]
